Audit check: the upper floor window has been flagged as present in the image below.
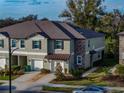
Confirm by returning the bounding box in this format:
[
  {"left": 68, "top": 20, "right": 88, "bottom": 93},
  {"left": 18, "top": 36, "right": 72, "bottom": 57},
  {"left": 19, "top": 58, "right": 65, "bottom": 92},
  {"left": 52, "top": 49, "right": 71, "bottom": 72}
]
[
  {"left": 32, "top": 40, "right": 41, "bottom": 49},
  {"left": 77, "top": 55, "right": 82, "bottom": 65},
  {"left": 20, "top": 40, "right": 25, "bottom": 48},
  {"left": 54, "top": 40, "right": 63, "bottom": 49},
  {"left": 11, "top": 39, "right": 16, "bottom": 48},
  {"left": 0, "top": 40, "right": 4, "bottom": 48}
]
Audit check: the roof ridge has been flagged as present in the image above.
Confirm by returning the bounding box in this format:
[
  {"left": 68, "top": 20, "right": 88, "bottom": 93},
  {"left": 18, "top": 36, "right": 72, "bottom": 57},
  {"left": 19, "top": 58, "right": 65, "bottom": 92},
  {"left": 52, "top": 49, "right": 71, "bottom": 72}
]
[
  {"left": 52, "top": 21, "right": 76, "bottom": 39},
  {"left": 34, "top": 21, "right": 51, "bottom": 38}
]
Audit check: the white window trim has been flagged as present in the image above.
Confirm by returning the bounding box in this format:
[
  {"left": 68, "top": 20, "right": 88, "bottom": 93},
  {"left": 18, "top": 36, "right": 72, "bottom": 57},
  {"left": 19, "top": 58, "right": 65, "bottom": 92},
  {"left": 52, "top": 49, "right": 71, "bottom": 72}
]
[
  {"left": 32, "top": 40, "right": 41, "bottom": 49},
  {"left": 19, "top": 40, "right": 25, "bottom": 49},
  {"left": 77, "top": 55, "right": 82, "bottom": 65}
]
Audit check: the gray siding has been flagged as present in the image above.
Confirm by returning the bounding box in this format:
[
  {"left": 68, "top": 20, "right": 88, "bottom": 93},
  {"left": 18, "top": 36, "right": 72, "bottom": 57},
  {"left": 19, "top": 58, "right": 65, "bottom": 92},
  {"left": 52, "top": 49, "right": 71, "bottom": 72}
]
[{"left": 84, "top": 37, "right": 105, "bottom": 68}]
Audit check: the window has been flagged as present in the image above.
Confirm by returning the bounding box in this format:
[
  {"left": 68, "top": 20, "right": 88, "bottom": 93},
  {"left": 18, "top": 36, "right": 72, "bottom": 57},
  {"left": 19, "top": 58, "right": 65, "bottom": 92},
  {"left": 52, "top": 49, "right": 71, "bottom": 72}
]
[
  {"left": 20, "top": 40, "right": 25, "bottom": 48},
  {"left": 55, "top": 40, "right": 63, "bottom": 49},
  {"left": 98, "top": 52, "right": 101, "bottom": 58},
  {"left": 88, "top": 40, "right": 90, "bottom": 47},
  {"left": 0, "top": 40, "right": 4, "bottom": 48},
  {"left": 32, "top": 40, "right": 41, "bottom": 49},
  {"left": 11, "top": 39, "right": 16, "bottom": 48},
  {"left": 77, "top": 56, "right": 82, "bottom": 65}
]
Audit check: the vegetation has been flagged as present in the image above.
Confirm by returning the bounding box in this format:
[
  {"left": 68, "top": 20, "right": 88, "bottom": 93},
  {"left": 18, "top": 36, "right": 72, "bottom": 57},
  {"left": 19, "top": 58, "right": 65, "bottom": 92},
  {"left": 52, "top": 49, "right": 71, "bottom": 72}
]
[
  {"left": 0, "top": 65, "right": 24, "bottom": 80},
  {"left": 115, "top": 64, "right": 124, "bottom": 76},
  {"left": 42, "top": 86, "right": 74, "bottom": 93},
  {"left": 0, "top": 15, "right": 37, "bottom": 28},
  {"left": 51, "top": 67, "right": 111, "bottom": 86},
  {"left": 0, "top": 75, "right": 18, "bottom": 80},
  {"left": 70, "top": 68, "right": 83, "bottom": 79},
  {"left": 51, "top": 58, "right": 124, "bottom": 87},
  {"left": 40, "top": 69, "right": 50, "bottom": 74},
  {"left": 55, "top": 63, "right": 66, "bottom": 81},
  {"left": 60, "top": 0, "right": 124, "bottom": 58}
]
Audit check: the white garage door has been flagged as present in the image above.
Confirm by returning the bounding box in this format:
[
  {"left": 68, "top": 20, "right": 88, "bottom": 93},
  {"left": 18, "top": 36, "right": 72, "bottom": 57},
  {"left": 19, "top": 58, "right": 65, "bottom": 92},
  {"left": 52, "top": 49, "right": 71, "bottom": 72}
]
[
  {"left": 31, "top": 60, "right": 43, "bottom": 71},
  {"left": 0, "top": 58, "right": 6, "bottom": 69}
]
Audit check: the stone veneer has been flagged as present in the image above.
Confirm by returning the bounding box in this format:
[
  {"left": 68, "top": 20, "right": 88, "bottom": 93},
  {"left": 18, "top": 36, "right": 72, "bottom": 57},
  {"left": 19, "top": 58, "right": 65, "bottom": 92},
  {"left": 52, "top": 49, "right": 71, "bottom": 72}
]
[{"left": 75, "top": 39, "right": 85, "bottom": 67}]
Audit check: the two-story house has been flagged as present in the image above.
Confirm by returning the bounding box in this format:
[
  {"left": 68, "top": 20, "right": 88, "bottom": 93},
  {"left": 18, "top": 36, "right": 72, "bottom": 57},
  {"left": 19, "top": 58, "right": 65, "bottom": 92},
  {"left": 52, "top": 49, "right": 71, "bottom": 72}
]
[{"left": 0, "top": 20, "right": 104, "bottom": 73}]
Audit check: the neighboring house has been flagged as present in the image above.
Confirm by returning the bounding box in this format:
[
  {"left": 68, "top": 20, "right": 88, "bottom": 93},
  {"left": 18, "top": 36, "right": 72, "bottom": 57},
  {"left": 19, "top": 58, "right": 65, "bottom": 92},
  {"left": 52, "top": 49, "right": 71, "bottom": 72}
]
[
  {"left": 0, "top": 20, "right": 105, "bottom": 73},
  {"left": 118, "top": 32, "right": 124, "bottom": 64}
]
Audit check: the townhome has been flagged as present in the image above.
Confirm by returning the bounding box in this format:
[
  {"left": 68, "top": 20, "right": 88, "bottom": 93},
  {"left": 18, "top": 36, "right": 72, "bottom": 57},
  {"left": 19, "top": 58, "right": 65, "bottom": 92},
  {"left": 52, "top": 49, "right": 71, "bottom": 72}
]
[{"left": 0, "top": 20, "right": 105, "bottom": 73}]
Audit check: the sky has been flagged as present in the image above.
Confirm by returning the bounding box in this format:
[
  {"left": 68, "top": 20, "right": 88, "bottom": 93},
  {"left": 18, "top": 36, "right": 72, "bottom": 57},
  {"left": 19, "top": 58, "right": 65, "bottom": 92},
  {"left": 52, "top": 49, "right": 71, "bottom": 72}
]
[
  {"left": 104, "top": 0, "right": 124, "bottom": 12},
  {"left": 0, "top": 0, "right": 123, "bottom": 20}
]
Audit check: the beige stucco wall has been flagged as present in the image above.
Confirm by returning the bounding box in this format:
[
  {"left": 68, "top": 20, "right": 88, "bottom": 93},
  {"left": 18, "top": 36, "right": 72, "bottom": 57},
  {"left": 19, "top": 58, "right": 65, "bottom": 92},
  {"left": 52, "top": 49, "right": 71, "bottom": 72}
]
[{"left": 48, "top": 40, "right": 71, "bottom": 54}]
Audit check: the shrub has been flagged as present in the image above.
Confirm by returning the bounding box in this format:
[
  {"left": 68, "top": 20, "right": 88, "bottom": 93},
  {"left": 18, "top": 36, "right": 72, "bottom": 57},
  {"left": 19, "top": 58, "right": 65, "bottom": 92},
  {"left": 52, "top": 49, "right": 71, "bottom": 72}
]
[
  {"left": 70, "top": 68, "right": 83, "bottom": 79},
  {"left": 115, "top": 64, "right": 124, "bottom": 76},
  {"left": 0, "top": 70, "right": 4, "bottom": 76},
  {"left": 12, "top": 65, "right": 21, "bottom": 71},
  {"left": 41, "top": 69, "right": 50, "bottom": 74},
  {"left": 55, "top": 63, "right": 66, "bottom": 81}
]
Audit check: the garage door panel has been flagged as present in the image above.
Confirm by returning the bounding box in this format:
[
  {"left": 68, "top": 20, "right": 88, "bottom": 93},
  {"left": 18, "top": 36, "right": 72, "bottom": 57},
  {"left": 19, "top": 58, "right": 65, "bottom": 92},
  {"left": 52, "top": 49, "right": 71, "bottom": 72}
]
[{"left": 31, "top": 60, "right": 43, "bottom": 71}]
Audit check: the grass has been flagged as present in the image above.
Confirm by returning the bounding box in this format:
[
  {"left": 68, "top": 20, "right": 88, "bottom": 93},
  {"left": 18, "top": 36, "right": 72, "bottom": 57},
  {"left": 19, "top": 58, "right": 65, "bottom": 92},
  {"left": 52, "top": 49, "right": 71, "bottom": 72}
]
[
  {"left": 51, "top": 67, "right": 111, "bottom": 86},
  {"left": 0, "top": 82, "right": 3, "bottom": 85},
  {"left": 42, "top": 86, "right": 74, "bottom": 93},
  {"left": 0, "top": 75, "right": 19, "bottom": 80},
  {"left": 51, "top": 58, "right": 118, "bottom": 87}
]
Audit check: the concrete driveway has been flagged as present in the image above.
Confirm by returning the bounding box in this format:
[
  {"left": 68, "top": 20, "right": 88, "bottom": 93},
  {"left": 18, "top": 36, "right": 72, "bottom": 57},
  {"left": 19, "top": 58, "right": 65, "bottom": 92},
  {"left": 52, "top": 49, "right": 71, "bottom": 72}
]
[{"left": 2, "top": 72, "right": 55, "bottom": 92}]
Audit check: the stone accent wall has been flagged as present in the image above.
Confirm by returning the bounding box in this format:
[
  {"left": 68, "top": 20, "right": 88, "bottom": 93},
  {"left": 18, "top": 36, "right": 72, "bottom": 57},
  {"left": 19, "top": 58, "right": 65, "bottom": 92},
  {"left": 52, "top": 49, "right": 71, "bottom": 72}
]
[{"left": 75, "top": 39, "right": 85, "bottom": 67}]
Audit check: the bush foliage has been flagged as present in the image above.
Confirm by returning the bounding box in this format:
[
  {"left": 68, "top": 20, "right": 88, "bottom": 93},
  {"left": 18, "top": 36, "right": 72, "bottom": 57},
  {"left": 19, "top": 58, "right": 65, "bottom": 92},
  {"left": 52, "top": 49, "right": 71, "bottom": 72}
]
[{"left": 115, "top": 64, "right": 124, "bottom": 76}]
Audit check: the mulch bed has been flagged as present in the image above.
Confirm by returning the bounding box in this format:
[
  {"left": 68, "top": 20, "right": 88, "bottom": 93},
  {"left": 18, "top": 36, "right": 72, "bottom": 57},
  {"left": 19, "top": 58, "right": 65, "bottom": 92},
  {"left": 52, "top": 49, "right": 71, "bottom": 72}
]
[{"left": 102, "top": 75, "right": 124, "bottom": 87}]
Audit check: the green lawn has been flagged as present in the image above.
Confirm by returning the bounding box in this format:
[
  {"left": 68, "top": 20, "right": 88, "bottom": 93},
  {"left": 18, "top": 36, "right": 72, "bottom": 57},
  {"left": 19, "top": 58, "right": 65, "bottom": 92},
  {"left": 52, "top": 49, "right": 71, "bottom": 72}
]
[
  {"left": 51, "top": 58, "right": 118, "bottom": 87},
  {"left": 42, "top": 86, "right": 74, "bottom": 93},
  {"left": 0, "top": 75, "right": 19, "bottom": 80}
]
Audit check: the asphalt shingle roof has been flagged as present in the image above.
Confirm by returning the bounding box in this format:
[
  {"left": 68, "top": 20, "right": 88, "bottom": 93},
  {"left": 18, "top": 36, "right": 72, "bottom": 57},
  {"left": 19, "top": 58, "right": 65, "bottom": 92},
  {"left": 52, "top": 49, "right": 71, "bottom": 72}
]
[{"left": 0, "top": 20, "right": 104, "bottom": 39}]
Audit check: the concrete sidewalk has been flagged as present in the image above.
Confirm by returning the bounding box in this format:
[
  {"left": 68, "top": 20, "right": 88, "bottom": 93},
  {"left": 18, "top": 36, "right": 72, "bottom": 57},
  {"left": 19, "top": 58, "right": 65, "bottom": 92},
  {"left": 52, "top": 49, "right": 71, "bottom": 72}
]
[{"left": 82, "top": 67, "right": 98, "bottom": 77}]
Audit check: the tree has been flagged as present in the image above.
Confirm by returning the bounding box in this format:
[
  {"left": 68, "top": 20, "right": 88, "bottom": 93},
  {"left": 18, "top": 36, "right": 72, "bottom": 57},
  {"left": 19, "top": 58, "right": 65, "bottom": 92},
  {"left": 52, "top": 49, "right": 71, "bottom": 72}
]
[
  {"left": 55, "top": 63, "right": 65, "bottom": 81},
  {"left": 0, "top": 15, "right": 37, "bottom": 28},
  {"left": 99, "top": 10, "right": 124, "bottom": 57},
  {"left": 60, "top": 0, "right": 105, "bottom": 29},
  {"left": 60, "top": 0, "right": 124, "bottom": 57}
]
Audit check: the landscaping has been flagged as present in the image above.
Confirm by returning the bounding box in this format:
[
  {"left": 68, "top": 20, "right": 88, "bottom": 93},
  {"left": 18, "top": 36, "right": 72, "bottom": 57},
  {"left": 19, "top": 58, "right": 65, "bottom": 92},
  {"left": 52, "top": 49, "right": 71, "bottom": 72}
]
[
  {"left": 42, "top": 86, "right": 74, "bottom": 93},
  {"left": 0, "top": 75, "right": 18, "bottom": 80},
  {"left": 51, "top": 58, "right": 124, "bottom": 87},
  {"left": 0, "top": 65, "right": 24, "bottom": 80}
]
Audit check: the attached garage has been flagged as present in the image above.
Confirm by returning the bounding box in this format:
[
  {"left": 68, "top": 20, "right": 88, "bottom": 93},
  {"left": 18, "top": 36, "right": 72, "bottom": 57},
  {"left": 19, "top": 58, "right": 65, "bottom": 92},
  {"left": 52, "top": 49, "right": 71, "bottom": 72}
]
[
  {"left": 31, "top": 59, "right": 43, "bottom": 71},
  {"left": 0, "top": 58, "right": 6, "bottom": 69}
]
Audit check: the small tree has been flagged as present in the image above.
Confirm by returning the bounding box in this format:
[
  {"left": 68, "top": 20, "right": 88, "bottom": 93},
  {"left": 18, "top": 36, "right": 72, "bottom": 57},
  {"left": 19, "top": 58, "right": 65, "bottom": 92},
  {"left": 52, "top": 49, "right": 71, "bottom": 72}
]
[{"left": 55, "top": 63, "right": 65, "bottom": 81}]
